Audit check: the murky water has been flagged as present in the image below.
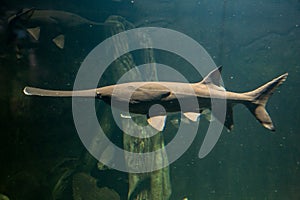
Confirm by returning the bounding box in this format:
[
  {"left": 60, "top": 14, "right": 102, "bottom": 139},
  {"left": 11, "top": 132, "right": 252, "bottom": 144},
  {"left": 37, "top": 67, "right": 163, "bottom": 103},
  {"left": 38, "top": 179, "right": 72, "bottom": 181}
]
[{"left": 0, "top": 0, "right": 299, "bottom": 199}]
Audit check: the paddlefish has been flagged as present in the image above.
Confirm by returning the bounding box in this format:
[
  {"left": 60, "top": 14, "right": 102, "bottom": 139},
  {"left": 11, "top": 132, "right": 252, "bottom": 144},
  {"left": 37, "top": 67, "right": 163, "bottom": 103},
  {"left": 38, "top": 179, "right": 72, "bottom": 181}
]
[{"left": 23, "top": 67, "right": 288, "bottom": 131}]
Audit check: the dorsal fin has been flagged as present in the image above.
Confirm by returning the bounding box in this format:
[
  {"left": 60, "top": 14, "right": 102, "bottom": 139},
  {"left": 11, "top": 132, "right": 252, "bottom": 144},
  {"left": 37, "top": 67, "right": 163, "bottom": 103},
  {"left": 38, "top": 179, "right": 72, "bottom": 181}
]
[
  {"left": 200, "top": 66, "right": 222, "bottom": 86},
  {"left": 19, "top": 8, "right": 35, "bottom": 21},
  {"left": 8, "top": 8, "right": 35, "bottom": 24}
]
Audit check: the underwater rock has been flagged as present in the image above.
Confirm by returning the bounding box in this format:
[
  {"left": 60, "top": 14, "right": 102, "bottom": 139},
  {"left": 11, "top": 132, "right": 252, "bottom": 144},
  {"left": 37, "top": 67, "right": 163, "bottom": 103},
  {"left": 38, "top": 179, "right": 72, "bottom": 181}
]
[
  {"left": 52, "top": 169, "right": 75, "bottom": 200},
  {"left": 72, "top": 172, "right": 120, "bottom": 200},
  {"left": 0, "top": 194, "right": 9, "bottom": 200}
]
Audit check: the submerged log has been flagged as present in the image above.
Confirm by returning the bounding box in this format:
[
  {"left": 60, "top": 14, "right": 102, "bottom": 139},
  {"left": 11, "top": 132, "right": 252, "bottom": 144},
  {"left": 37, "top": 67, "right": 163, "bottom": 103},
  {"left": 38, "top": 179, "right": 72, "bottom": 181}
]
[{"left": 105, "top": 15, "right": 171, "bottom": 200}]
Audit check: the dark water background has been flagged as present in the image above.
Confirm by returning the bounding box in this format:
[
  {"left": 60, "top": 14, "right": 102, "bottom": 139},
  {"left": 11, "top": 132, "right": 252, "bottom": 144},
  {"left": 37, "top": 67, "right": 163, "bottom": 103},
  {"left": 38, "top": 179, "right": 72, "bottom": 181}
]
[{"left": 0, "top": 0, "right": 300, "bottom": 199}]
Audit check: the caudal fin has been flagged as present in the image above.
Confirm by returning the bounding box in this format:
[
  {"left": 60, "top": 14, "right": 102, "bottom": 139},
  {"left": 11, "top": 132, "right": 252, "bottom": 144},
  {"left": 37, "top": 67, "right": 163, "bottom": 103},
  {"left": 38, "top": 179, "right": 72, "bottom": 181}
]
[{"left": 243, "top": 73, "right": 288, "bottom": 131}]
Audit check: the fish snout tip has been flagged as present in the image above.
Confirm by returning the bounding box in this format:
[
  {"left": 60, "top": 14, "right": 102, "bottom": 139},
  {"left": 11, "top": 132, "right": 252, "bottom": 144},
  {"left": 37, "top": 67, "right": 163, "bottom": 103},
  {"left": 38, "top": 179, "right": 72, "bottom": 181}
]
[
  {"left": 282, "top": 73, "right": 289, "bottom": 82},
  {"left": 23, "top": 87, "right": 31, "bottom": 95},
  {"left": 277, "top": 72, "right": 288, "bottom": 83}
]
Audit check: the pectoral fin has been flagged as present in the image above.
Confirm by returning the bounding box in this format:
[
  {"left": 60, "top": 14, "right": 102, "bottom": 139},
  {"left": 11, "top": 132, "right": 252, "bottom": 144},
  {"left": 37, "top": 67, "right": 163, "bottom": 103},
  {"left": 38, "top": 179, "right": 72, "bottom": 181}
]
[
  {"left": 27, "top": 27, "right": 40, "bottom": 40},
  {"left": 52, "top": 34, "right": 65, "bottom": 49},
  {"left": 147, "top": 115, "right": 166, "bottom": 131},
  {"left": 183, "top": 112, "right": 200, "bottom": 122}
]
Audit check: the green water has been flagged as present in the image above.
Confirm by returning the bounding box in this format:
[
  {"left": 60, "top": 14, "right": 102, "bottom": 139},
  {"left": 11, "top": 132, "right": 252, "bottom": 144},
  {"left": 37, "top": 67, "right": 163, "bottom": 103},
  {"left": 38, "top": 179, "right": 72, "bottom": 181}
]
[{"left": 0, "top": 0, "right": 299, "bottom": 199}]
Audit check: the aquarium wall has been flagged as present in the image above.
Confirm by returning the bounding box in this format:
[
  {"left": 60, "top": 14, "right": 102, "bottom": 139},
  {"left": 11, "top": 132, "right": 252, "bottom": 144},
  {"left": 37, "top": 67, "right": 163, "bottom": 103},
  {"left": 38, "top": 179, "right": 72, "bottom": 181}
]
[{"left": 0, "top": 0, "right": 299, "bottom": 199}]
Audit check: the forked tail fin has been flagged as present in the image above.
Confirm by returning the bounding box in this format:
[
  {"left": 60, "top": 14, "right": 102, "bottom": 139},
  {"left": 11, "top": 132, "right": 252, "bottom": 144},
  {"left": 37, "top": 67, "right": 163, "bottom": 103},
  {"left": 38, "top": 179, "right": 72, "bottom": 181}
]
[{"left": 243, "top": 73, "right": 288, "bottom": 131}]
